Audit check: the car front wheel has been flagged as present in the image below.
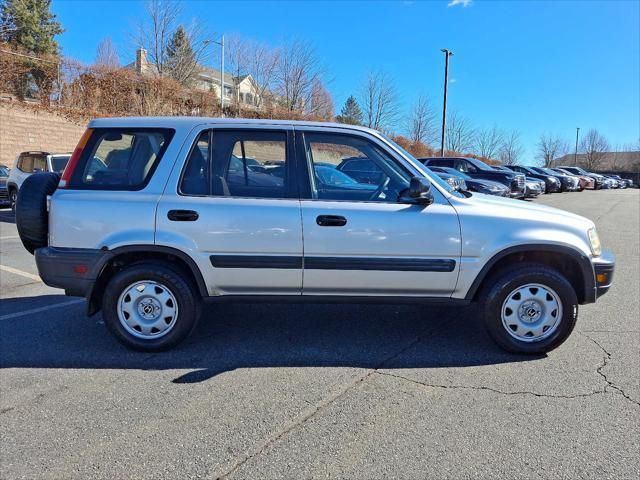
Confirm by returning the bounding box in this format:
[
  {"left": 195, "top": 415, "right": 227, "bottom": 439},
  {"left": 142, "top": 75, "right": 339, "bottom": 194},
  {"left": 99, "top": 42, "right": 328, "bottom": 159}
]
[
  {"left": 102, "top": 263, "right": 201, "bottom": 351},
  {"left": 479, "top": 263, "right": 578, "bottom": 354}
]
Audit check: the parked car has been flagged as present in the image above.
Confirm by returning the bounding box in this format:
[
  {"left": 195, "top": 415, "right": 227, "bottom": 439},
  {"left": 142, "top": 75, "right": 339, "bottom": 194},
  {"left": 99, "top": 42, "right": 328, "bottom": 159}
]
[
  {"left": 529, "top": 167, "right": 580, "bottom": 192},
  {"left": 426, "top": 166, "right": 509, "bottom": 197},
  {"left": 421, "top": 157, "right": 526, "bottom": 199},
  {"left": 7, "top": 151, "right": 72, "bottom": 212},
  {"left": 555, "top": 166, "right": 607, "bottom": 189},
  {"left": 549, "top": 168, "right": 590, "bottom": 191},
  {"left": 491, "top": 166, "right": 544, "bottom": 198},
  {"left": 336, "top": 156, "right": 386, "bottom": 185},
  {"left": 503, "top": 165, "right": 562, "bottom": 193},
  {"left": 0, "top": 165, "right": 10, "bottom": 207},
  {"left": 16, "top": 118, "right": 614, "bottom": 355},
  {"left": 605, "top": 174, "right": 631, "bottom": 188},
  {"left": 429, "top": 170, "right": 467, "bottom": 192}
]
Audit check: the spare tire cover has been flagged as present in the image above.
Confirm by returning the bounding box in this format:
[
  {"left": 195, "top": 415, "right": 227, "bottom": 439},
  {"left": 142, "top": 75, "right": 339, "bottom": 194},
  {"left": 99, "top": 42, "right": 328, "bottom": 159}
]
[{"left": 16, "top": 172, "right": 61, "bottom": 255}]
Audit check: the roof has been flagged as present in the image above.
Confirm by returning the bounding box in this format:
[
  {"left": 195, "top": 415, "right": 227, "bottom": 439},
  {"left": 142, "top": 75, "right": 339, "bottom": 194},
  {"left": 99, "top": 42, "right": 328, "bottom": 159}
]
[{"left": 87, "top": 116, "right": 381, "bottom": 135}]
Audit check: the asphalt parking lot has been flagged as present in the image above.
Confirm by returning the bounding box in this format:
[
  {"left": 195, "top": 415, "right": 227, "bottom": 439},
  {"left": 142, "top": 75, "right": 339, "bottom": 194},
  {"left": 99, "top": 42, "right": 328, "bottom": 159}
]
[{"left": 1, "top": 189, "right": 638, "bottom": 479}]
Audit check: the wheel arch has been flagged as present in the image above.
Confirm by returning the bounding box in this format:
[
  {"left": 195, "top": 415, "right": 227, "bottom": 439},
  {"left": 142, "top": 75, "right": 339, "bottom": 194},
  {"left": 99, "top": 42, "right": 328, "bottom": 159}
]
[
  {"left": 465, "top": 244, "right": 595, "bottom": 304},
  {"left": 87, "top": 245, "right": 208, "bottom": 316}
]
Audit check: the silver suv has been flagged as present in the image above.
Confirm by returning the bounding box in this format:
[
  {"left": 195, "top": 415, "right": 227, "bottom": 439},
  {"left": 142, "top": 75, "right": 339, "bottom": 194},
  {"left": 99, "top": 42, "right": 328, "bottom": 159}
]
[{"left": 15, "top": 118, "right": 615, "bottom": 353}]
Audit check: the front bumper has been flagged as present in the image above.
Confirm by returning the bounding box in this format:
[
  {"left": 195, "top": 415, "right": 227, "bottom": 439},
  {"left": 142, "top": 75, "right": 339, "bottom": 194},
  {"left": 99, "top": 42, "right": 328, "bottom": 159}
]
[
  {"left": 592, "top": 250, "right": 615, "bottom": 300},
  {"left": 35, "top": 247, "right": 107, "bottom": 297}
]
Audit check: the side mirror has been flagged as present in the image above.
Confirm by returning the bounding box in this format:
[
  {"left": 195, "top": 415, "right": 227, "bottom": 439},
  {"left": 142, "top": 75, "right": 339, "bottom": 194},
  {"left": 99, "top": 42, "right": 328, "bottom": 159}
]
[{"left": 399, "top": 177, "right": 434, "bottom": 205}]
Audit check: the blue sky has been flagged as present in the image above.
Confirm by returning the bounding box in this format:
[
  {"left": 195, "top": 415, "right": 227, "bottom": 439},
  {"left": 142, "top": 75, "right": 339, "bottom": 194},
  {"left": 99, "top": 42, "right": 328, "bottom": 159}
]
[{"left": 51, "top": 0, "right": 639, "bottom": 160}]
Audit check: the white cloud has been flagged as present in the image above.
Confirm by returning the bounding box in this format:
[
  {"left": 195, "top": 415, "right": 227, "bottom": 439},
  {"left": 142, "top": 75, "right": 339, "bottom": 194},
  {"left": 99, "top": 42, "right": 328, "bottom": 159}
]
[{"left": 447, "top": 0, "right": 473, "bottom": 7}]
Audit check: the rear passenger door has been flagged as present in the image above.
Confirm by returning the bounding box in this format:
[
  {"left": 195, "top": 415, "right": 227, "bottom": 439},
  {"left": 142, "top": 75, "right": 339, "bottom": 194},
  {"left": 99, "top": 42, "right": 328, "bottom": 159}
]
[{"left": 156, "top": 126, "right": 304, "bottom": 296}]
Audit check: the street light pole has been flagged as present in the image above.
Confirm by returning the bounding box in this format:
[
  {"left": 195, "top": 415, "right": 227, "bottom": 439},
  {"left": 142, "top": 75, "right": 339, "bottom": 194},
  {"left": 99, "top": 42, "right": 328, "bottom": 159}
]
[
  {"left": 440, "top": 48, "right": 453, "bottom": 157},
  {"left": 205, "top": 35, "right": 225, "bottom": 113},
  {"left": 574, "top": 127, "right": 580, "bottom": 166}
]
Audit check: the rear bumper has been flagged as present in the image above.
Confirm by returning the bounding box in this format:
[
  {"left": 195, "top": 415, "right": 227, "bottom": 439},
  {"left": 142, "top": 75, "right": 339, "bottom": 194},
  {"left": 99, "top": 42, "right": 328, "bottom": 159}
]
[{"left": 35, "top": 247, "right": 106, "bottom": 297}]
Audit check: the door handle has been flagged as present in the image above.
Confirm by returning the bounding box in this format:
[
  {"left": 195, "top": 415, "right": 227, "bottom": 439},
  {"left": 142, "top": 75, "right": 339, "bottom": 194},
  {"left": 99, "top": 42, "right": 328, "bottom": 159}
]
[
  {"left": 167, "top": 210, "right": 199, "bottom": 221},
  {"left": 316, "top": 215, "right": 347, "bottom": 227}
]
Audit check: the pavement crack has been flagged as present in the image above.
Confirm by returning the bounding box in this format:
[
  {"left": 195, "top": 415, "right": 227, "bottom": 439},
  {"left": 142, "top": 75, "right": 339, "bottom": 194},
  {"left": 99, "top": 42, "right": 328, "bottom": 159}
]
[
  {"left": 213, "top": 316, "right": 452, "bottom": 479},
  {"left": 579, "top": 332, "right": 640, "bottom": 407},
  {"left": 374, "top": 371, "right": 606, "bottom": 400}
]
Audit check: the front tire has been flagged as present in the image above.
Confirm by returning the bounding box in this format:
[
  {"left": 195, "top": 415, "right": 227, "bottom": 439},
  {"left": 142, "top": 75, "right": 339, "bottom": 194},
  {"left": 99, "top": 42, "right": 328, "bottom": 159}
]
[
  {"left": 102, "top": 263, "right": 201, "bottom": 351},
  {"left": 479, "top": 263, "right": 578, "bottom": 354}
]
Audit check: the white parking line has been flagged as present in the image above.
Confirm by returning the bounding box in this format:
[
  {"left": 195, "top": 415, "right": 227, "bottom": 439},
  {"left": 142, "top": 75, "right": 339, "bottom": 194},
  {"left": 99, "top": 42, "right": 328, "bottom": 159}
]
[
  {"left": 0, "top": 299, "right": 84, "bottom": 320},
  {"left": 0, "top": 235, "right": 20, "bottom": 240},
  {"left": 0, "top": 264, "right": 41, "bottom": 282}
]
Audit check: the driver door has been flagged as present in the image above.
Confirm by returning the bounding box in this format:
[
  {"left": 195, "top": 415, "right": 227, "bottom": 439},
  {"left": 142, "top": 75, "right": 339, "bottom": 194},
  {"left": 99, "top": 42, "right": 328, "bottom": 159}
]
[{"left": 297, "top": 129, "right": 461, "bottom": 297}]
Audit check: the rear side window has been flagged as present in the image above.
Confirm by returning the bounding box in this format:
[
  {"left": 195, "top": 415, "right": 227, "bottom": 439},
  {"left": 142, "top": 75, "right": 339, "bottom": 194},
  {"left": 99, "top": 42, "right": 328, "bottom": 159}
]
[
  {"left": 70, "top": 128, "right": 174, "bottom": 190},
  {"left": 180, "top": 129, "right": 292, "bottom": 199}
]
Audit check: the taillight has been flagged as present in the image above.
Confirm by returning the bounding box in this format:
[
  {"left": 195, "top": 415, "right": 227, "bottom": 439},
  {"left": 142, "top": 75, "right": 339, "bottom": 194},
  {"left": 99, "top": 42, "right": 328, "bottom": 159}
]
[{"left": 59, "top": 128, "right": 93, "bottom": 188}]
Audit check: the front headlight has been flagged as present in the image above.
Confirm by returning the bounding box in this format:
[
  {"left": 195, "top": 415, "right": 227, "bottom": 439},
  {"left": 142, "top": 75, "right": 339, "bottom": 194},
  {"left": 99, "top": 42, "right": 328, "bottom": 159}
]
[{"left": 588, "top": 227, "right": 602, "bottom": 256}]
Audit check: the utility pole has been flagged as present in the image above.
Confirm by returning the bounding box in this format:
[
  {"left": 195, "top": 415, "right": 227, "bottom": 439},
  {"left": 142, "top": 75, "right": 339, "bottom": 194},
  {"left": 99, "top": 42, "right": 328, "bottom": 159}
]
[
  {"left": 440, "top": 49, "right": 454, "bottom": 157},
  {"left": 574, "top": 127, "right": 580, "bottom": 166}
]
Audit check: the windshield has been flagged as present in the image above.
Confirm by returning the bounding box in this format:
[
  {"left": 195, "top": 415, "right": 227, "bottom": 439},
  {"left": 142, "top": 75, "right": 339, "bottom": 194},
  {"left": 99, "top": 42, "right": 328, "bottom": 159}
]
[
  {"left": 379, "top": 133, "right": 463, "bottom": 196},
  {"left": 50, "top": 155, "right": 71, "bottom": 173}
]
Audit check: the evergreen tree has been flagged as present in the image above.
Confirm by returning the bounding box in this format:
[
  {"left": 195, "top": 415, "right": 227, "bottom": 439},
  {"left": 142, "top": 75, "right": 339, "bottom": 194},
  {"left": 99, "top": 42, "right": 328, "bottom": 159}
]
[
  {"left": 165, "top": 25, "right": 197, "bottom": 86},
  {"left": 336, "top": 95, "right": 363, "bottom": 125},
  {"left": 0, "top": 0, "right": 63, "bottom": 54}
]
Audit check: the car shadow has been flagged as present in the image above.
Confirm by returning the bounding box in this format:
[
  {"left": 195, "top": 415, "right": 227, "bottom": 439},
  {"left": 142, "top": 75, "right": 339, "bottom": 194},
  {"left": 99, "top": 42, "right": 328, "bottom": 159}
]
[{"left": 0, "top": 295, "right": 543, "bottom": 383}]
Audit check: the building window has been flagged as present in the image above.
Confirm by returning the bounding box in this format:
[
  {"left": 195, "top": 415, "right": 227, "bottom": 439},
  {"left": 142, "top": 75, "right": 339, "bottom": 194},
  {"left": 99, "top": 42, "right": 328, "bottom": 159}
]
[
  {"left": 245, "top": 93, "right": 253, "bottom": 105},
  {"left": 224, "top": 86, "right": 233, "bottom": 97}
]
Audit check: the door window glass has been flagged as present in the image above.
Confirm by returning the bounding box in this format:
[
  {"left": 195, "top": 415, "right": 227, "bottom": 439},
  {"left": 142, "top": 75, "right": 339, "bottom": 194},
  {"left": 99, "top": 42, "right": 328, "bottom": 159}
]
[
  {"left": 211, "top": 131, "right": 289, "bottom": 198},
  {"left": 304, "top": 133, "right": 410, "bottom": 202}
]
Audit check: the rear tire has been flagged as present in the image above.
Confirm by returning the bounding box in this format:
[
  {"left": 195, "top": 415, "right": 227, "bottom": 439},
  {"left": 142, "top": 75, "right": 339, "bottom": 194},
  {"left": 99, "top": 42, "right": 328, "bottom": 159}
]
[
  {"left": 102, "top": 263, "right": 201, "bottom": 351},
  {"left": 479, "top": 263, "right": 578, "bottom": 354},
  {"left": 9, "top": 188, "right": 17, "bottom": 214}
]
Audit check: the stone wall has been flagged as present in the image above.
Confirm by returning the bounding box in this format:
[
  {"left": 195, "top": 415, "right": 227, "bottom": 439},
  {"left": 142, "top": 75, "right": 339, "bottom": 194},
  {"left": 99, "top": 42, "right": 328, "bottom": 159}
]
[{"left": 0, "top": 102, "right": 86, "bottom": 167}]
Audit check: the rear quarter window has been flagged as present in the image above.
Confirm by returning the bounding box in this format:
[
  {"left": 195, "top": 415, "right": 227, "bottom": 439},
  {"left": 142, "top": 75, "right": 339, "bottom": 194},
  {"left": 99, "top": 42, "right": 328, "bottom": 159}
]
[{"left": 69, "top": 128, "right": 174, "bottom": 190}]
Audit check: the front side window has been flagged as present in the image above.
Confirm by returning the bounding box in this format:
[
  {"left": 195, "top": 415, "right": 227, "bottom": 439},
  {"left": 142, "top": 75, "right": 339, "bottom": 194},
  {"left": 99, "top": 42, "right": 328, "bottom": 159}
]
[
  {"left": 70, "top": 128, "right": 174, "bottom": 190},
  {"left": 304, "top": 133, "right": 410, "bottom": 203},
  {"left": 456, "top": 159, "right": 477, "bottom": 174},
  {"left": 181, "top": 130, "right": 291, "bottom": 199}
]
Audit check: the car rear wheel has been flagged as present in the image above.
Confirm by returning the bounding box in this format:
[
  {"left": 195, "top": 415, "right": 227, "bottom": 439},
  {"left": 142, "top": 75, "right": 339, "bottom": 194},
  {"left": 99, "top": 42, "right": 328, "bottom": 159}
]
[
  {"left": 102, "top": 263, "right": 201, "bottom": 351},
  {"left": 479, "top": 263, "right": 578, "bottom": 354}
]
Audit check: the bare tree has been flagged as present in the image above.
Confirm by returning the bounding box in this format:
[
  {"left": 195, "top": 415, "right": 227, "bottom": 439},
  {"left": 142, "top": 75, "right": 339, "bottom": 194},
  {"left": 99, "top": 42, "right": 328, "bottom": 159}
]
[
  {"left": 134, "top": 0, "right": 209, "bottom": 81},
  {"left": 307, "top": 79, "right": 333, "bottom": 119},
  {"left": 537, "top": 132, "right": 568, "bottom": 167},
  {"left": 445, "top": 111, "right": 475, "bottom": 153},
  {"left": 499, "top": 130, "right": 524, "bottom": 165},
  {"left": 359, "top": 70, "right": 401, "bottom": 132},
  {"left": 95, "top": 37, "right": 119, "bottom": 68},
  {"left": 245, "top": 41, "right": 279, "bottom": 109},
  {"left": 474, "top": 125, "right": 504, "bottom": 159},
  {"left": 274, "top": 39, "right": 322, "bottom": 112},
  {"left": 579, "top": 128, "right": 610, "bottom": 170},
  {"left": 405, "top": 95, "right": 437, "bottom": 146}
]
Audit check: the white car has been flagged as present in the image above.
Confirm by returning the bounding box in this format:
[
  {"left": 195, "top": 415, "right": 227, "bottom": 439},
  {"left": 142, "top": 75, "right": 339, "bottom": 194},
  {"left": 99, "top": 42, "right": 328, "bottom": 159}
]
[
  {"left": 6, "top": 151, "right": 71, "bottom": 212},
  {"left": 15, "top": 118, "right": 615, "bottom": 354}
]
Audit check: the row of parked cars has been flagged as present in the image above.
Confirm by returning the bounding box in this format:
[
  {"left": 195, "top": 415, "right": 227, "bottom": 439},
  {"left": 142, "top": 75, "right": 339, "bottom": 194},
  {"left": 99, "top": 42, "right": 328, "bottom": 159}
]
[{"left": 421, "top": 157, "right": 634, "bottom": 199}]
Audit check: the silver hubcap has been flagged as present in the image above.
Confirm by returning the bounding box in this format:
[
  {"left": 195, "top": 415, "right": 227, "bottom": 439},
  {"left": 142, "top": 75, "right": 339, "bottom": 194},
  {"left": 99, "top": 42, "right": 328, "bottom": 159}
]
[
  {"left": 501, "top": 283, "right": 562, "bottom": 342},
  {"left": 117, "top": 281, "right": 178, "bottom": 339}
]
